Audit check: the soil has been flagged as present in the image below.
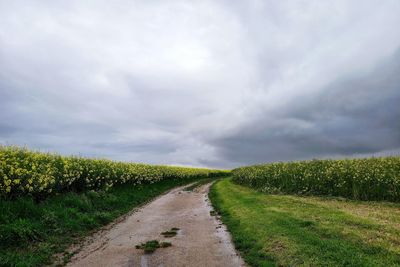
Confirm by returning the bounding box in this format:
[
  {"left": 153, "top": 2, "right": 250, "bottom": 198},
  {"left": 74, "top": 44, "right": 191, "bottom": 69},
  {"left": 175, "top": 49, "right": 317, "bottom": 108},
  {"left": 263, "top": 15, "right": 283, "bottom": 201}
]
[{"left": 67, "top": 183, "right": 245, "bottom": 267}]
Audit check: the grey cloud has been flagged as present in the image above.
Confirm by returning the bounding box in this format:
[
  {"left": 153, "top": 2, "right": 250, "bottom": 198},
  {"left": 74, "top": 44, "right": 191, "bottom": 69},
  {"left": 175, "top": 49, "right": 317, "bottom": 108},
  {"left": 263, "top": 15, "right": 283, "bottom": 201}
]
[
  {"left": 1, "top": 1, "right": 400, "bottom": 168},
  {"left": 211, "top": 49, "right": 400, "bottom": 166}
]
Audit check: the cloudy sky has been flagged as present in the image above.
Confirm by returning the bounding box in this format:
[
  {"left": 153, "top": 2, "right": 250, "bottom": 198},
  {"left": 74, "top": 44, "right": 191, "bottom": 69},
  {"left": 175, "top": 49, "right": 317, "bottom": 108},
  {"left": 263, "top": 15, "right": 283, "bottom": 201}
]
[{"left": 1, "top": 1, "right": 400, "bottom": 168}]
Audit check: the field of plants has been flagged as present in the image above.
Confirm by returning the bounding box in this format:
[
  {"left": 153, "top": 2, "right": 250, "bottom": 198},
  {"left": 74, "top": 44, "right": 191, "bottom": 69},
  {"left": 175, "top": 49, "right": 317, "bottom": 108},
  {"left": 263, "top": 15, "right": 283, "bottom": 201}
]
[
  {"left": 232, "top": 157, "right": 400, "bottom": 201},
  {"left": 0, "top": 146, "right": 227, "bottom": 199}
]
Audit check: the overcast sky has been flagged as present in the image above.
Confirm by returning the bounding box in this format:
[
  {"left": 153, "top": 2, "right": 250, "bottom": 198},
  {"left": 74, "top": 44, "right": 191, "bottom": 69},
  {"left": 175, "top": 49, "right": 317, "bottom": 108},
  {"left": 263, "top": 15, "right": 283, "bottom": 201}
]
[{"left": 1, "top": 1, "right": 400, "bottom": 168}]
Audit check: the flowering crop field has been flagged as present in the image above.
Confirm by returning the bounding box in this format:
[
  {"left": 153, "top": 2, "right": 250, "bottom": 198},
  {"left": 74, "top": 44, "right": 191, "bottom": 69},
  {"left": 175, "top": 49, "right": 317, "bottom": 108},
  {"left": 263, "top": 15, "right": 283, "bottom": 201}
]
[
  {"left": 232, "top": 157, "right": 400, "bottom": 201},
  {"left": 0, "top": 146, "right": 227, "bottom": 199}
]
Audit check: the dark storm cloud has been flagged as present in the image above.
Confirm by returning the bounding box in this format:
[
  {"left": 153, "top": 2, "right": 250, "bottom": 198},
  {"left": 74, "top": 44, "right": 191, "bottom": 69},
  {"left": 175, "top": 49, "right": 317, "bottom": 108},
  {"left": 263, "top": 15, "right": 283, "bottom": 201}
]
[
  {"left": 211, "top": 49, "right": 400, "bottom": 166},
  {"left": 1, "top": 1, "right": 400, "bottom": 168}
]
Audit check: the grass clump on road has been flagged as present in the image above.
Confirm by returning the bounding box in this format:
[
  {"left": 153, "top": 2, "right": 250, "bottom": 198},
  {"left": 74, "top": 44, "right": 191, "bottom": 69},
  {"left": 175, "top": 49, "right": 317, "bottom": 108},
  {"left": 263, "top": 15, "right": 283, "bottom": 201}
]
[
  {"left": 210, "top": 178, "right": 400, "bottom": 267},
  {"left": 135, "top": 240, "right": 172, "bottom": 253},
  {"left": 161, "top": 227, "right": 180, "bottom": 237}
]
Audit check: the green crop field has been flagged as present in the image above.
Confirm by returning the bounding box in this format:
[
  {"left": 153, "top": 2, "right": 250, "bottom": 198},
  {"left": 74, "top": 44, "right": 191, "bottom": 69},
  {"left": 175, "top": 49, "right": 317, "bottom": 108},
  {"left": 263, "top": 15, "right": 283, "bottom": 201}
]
[
  {"left": 232, "top": 157, "right": 400, "bottom": 201},
  {"left": 0, "top": 146, "right": 227, "bottom": 199}
]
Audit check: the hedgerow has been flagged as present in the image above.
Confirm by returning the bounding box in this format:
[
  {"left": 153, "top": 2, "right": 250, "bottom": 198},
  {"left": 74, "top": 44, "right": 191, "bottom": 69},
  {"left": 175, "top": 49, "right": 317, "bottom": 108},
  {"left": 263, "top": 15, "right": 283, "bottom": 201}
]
[
  {"left": 0, "top": 146, "right": 227, "bottom": 199},
  {"left": 232, "top": 157, "right": 400, "bottom": 201}
]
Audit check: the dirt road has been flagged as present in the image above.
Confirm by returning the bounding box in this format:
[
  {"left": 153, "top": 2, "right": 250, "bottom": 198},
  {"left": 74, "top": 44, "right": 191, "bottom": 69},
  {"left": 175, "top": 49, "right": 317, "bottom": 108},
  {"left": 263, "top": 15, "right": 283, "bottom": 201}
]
[{"left": 67, "top": 183, "right": 245, "bottom": 267}]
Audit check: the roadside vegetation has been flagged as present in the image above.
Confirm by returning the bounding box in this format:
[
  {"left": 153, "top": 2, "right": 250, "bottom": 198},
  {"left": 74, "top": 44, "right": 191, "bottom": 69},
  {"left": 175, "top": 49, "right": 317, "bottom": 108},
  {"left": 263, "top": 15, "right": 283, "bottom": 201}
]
[
  {"left": 0, "top": 178, "right": 201, "bottom": 266},
  {"left": 0, "top": 145, "right": 227, "bottom": 200},
  {"left": 210, "top": 178, "right": 400, "bottom": 266},
  {"left": 233, "top": 157, "right": 400, "bottom": 201}
]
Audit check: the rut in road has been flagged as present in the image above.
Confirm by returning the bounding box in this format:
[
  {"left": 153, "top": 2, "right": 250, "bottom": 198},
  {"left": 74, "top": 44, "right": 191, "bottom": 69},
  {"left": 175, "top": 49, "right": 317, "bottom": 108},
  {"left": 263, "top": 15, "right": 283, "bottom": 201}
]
[{"left": 67, "top": 183, "right": 245, "bottom": 267}]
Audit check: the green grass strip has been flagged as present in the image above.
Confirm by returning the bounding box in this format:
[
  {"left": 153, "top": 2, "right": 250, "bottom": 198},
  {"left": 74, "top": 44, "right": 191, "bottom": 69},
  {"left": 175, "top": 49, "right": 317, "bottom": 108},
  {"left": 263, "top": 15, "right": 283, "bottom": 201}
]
[{"left": 209, "top": 178, "right": 400, "bottom": 267}]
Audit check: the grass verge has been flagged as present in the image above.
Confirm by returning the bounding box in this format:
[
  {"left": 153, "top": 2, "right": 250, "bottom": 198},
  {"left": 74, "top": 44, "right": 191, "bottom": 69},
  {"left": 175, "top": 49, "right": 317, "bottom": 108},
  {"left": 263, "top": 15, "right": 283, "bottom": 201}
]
[
  {"left": 0, "top": 178, "right": 197, "bottom": 266},
  {"left": 209, "top": 178, "right": 400, "bottom": 267}
]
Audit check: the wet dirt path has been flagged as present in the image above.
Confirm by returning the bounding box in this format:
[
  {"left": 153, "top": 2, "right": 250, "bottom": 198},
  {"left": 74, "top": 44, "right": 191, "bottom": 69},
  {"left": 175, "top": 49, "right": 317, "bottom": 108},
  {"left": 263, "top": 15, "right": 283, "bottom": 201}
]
[{"left": 67, "top": 183, "right": 245, "bottom": 267}]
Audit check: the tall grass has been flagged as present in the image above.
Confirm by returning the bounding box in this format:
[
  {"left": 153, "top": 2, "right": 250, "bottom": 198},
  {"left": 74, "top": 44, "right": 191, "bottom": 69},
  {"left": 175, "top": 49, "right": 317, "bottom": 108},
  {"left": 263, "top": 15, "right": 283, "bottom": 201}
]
[
  {"left": 0, "top": 146, "right": 227, "bottom": 199},
  {"left": 232, "top": 157, "right": 400, "bottom": 201}
]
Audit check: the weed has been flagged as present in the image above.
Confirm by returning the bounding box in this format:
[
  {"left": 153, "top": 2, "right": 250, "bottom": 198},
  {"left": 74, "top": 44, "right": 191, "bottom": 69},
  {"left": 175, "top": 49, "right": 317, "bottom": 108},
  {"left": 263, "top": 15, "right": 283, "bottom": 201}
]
[
  {"left": 136, "top": 240, "right": 160, "bottom": 253},
  {"left": 161, "top": 227, "right": 180, "bottom": 237},
  {"left": 136, "top": 240, "right": 172, "bottom": 253}
]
